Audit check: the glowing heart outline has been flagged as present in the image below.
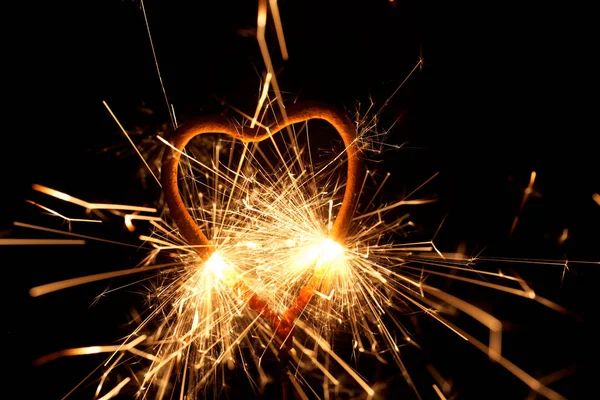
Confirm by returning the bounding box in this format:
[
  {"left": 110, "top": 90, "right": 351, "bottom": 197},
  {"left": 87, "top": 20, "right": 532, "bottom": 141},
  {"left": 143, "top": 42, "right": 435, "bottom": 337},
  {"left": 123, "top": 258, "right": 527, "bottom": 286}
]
[{"left": 161, "top": 102, "right": 363, "bottom": 352}]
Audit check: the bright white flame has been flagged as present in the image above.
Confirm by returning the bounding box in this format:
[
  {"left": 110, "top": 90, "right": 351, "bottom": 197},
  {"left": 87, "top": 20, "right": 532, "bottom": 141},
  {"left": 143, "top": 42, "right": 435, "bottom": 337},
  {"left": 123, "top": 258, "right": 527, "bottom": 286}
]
[
  {"left": 205, "top": 252, "right": 237, "bottom": 287},
  {"left": 316, "top": 239, "right": 343, "bottom": 265},
  {"left": 294, "top": 238, "right": 344, "bottom": 278}
]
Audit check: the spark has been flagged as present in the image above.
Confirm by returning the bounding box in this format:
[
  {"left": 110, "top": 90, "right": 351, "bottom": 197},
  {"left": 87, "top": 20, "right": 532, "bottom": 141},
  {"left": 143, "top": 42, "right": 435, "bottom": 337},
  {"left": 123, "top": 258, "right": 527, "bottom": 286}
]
[
  {"left": 509, "top": 170, "right": 536, "bottom": 236},
  {"left": 561, "top": 259, "right": 569, "bottom": 286},
  {"left": 171, "top": 104, "right": 178, "bottom": 128},
  {"left": 558, "top": 228, "right": 569, "bottom": 245},
  {"left": 367, "top": 58, "right": 424, "bottom": 130},
  {"left": 426, "top": 364, "right": 451, "bottom": 394},
  {"left": 26, "top": 200, "right": 102, "bottom": 224},
  {"left": 250, "top": 72, "right": 273, "bottom": 128},
  {"left": 423, "top": 285, "right": 503, "bottom": 360},
  {"left": 14, "top": 221, "right": 144, "bottom": 249},
  {"left": 525, "top": 366, "right": 579, "bottom": 400},
  {"left": 94, "top": 353, "right": 125, "bottom": 400},
  {"left": 124, "top": 213, "right": 163, "bottom": 232},
  {"left": 103, "top": 101, "right": 163, "bottom": 188},
  {"left": 256, "top": 0, "right": 296, "bottom": 157},
  {"left": 432, "top": 383, "right": 447, "bottom": 400},
  {"left": 29, "top": 261, "right": 182, "bottom": 297},
  {"left": 268, "top": 0, "right": 289, "bottom": 60},
  {"left": 140, "top": 0, "right": 176, "bottom": 130},
  {"left": 33, "top": 335, "right": 148, "bottom": 366},
  {"left": 0, "top": 239, "right": 85, "bottom": 245},
  {"left": 32, "top": 183, "right": 156, "bottom": 212},
  {"left": 97, "top": 378, "right": 131, "bottom": 400},
  {"left": 355, "top": 173, "right": 438, "bottom": 236}
]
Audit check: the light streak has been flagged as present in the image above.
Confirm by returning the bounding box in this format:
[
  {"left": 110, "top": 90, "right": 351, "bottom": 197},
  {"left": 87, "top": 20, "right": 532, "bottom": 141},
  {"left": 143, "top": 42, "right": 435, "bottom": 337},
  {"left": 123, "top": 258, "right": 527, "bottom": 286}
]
[
  {"left": 268, "top": 0, "right": 289, "bottom": 60},
  {"left": 558, "top": 228, "right": 569, "bottom": 245},
  {"left": 256, "top": 0, "right": 296, "bottom": 157},
  {"left": 26, "top": 200, "right": 102, "bottom": 224},
  {"left": 124, "top": 213, "right": 162, "bottom": 232},
  {"left": 250, "top": 72, "right": 273, "bottom": 128},
  {"left": 509, "top": 170, "right": 536, "bottom": 236},
  {"left": 14, "top": 221, "right": 145, "bottom": 249},
  {"left": 29, "top": 262, "right": 182, "bottom": 297},
  {"left": 97, "top": 378, "right": 131, "bottom": 400},
  {"left": 34, "top": 335, "right": 148, "bottom": 366},
  {"left": 140, "top": 0, "right": 176, "bottom": 130},
  {"left": 103, "top": 101, "right": 163, "bottom": 188},
  {"left": 32, "top": 184, "right": 156, "bottom": 213},
  {"left": 432, "top": 383, "right": 447, "bottom": 400},
  {"left": 0, "top": 239, "right": 85, "bottom": 245}
]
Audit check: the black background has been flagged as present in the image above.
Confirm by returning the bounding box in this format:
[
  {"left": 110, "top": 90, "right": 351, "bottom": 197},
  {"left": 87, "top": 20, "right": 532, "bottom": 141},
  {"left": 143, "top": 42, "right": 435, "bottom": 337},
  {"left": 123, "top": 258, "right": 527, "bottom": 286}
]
[{"left": 4, "top": 1, "right": 598, "bottom": 399}]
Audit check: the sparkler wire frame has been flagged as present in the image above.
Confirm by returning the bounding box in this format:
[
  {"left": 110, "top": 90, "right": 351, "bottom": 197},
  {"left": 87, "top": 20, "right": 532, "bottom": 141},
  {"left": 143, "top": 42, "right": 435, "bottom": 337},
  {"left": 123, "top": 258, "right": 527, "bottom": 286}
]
[{"left": 161, "top": 102, "right": 363, "bottom": 366}]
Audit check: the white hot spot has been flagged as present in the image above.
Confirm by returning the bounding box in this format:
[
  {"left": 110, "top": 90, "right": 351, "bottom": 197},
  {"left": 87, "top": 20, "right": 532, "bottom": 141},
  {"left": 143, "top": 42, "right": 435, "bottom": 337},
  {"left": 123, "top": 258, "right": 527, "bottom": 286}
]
[
  {"left": 301, "top": 238, "right": 345, "bottom": 278},
  {"left": 205, "top": 252, "right": 237, "bottom": 287}
]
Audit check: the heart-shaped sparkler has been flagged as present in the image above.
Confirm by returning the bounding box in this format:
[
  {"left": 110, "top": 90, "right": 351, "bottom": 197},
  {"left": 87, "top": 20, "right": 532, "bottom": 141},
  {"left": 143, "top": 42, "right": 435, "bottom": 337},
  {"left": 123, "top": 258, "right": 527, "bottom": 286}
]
[{"left": 161, "top": 102, "right": 363, "bottom": 359}]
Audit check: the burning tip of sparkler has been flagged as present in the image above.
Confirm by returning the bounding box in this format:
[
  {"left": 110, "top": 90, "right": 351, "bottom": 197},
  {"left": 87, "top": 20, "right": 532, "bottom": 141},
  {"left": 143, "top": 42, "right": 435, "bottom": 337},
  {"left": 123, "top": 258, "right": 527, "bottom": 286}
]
[
  {"left": 205, "top": 251, "right": 238, "bottom": 287},
  {"left": 303, "top": 238, "right": 345, "bottom": 278},
  {"left": 318, "top": 238, "right": 344, "bottom": 261}
]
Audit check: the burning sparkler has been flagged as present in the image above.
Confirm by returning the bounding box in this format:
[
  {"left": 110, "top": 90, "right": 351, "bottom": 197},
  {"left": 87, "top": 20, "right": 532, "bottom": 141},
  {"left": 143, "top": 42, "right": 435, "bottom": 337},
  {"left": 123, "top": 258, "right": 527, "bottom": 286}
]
[
  {"left": 21, "top": 102, "right": 584, "bottom": 399},
  {"left": 11, "top": 1, "right": 597, "bottom": 400}
]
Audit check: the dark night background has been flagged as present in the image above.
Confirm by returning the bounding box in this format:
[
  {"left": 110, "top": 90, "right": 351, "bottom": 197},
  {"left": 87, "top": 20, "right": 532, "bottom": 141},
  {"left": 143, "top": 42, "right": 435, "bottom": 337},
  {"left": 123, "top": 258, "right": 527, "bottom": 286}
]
[{"left": 4, "top": 1, "right": 598, "bottom": 399}]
